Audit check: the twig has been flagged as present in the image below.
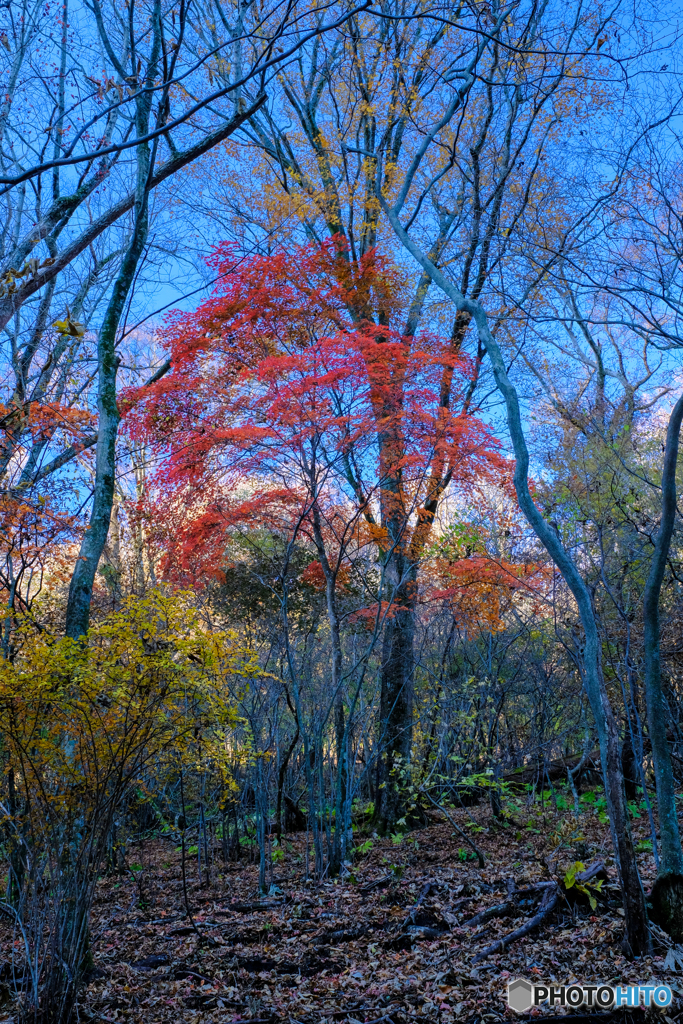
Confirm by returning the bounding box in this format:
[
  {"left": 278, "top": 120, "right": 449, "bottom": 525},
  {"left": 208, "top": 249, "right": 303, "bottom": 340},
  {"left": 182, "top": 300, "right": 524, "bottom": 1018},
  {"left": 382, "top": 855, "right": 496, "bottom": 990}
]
[{"left": 444, "top": 893, "right": 477, "bottom": 914}]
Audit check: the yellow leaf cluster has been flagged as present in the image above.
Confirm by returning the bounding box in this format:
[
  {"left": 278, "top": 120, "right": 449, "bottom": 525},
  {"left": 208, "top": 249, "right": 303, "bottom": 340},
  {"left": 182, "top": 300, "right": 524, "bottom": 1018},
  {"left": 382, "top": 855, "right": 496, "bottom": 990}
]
[{"left": 0, "top": 589, "right": 261, "bottom": 829}]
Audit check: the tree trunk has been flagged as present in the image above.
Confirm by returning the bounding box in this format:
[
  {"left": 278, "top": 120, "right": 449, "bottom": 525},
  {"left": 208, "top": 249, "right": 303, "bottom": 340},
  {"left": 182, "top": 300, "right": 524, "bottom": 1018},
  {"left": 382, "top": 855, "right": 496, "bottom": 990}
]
[
  {"left": 381, "top": 222, "right": 652, "bottom": 954},
  {"left": 275, "top": 720, "right": 299, "bottom": 840},
  {"left": 475, "top": 308, "right": 650, "bottom": 954},
  {"left": 620, "top": 731, "right": 639, "bottom": 803},
  {"left": 64, "top": 328, "right": 122, "bottom": 637},
  {"left": 311, "top": 501, "right": 350, "bottom": 873},
  {"left": 642, "top": 392, "right": 683, "bottom": 939},
  {"left": 64, "top": 11, "right": 160, "bottom": 638},
  {"left": 132, "top": 461, "right": 146, "bottom": 594},
  {"left": 376, "top": 574, "right": 415, "bottom": 832},
  {"left": 329, "top": 690, "right": 347, "bottom": 875}
]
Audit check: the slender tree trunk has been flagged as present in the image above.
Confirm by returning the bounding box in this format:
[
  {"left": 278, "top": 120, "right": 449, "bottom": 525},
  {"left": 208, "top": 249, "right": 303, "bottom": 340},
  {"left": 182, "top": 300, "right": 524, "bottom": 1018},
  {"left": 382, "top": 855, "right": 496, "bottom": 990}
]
[
  {"left": 472, "top": 309, "right": 649, "bottom": 954},
  {"left": 256, "top": 762, "right": 268, "bottom": 894},
  {"left": 311, "top": 503, "right": 349, "bottom": 873},
  {"left": 382, "top": 220, "right": 651, "bottom": 953},
  {"left": 643, "top": 393, "right": 683, "bottom": 939},
  {"left": 64, "top": 15, "right": 160, "bottom": 638},
  {"left": 276, "top": 719, "right": 299, "bottom": 840},
  {"left": 282, "top": 593, "right": 323, "bottom": 877},
  {"left": 376, "top": 570, "right": 415, "bottom": 832},
  {"left": 6, "top": 762, "right": 24, "bottom": 905},
  {"left": 131, "top": 448, "right": 153, "bottom": 592},
  {"left": 64, "top": 320, "right": 122, "bottom": 637},
  {"left": 64, "top": 243, "right": 150, "bottom": 635}
]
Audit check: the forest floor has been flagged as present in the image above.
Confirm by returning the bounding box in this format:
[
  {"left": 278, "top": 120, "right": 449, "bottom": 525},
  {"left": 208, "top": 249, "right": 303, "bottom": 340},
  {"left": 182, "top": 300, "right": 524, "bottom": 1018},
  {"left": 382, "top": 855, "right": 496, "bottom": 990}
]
[{"left": 1, "top": 801, "right": 681, "bottom": 1024}]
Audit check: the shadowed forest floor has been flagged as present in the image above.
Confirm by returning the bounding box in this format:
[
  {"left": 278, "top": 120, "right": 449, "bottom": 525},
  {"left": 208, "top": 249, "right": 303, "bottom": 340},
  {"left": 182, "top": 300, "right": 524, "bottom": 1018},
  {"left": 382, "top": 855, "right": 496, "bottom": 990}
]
[{"left": 1, "top": 804, "right": 680, "bottom": 1024}]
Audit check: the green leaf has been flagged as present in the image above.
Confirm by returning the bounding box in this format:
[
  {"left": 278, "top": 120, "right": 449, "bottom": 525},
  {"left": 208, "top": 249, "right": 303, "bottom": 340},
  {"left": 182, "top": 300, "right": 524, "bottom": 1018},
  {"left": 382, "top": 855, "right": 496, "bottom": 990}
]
[{"left": 564, "top": 861, "right": 585, "bottom": 889}]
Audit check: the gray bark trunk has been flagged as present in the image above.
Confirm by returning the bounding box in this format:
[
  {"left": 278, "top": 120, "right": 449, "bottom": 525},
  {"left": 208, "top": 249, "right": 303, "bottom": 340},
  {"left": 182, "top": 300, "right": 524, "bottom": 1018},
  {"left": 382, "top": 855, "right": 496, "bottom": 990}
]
[
  {"left": 64, "top": 202, "right": 149, "bottom": 637},
  {"left": 642, "top": 393, "right": 683, "bottom": 940},
  {"left": 64, "top": 0, "right": 161, "bottom": 638},
  {"left": 376, "top": 571, "right": 415, "bottom": 832},
  {"left": 311, "top": 504, "right": 348, "bottom": 874},
  {"left": 384, "top": 212, "right": 651, "bottom": 954},
  {"left": 642, "top": 392, "right": 683, "bottom": 875}
]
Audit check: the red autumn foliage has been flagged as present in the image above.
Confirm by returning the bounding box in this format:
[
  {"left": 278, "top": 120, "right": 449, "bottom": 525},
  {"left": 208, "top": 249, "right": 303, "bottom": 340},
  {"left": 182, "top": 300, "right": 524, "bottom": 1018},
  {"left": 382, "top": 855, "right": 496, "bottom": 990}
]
[
  {"left": 0, "top": 399, "right": 94, "bottom": 610},
  {"left": 124, "top": 238, "right": 510, "bottom": 586},
  {"left": 301, "top": 560, "right": 351, "bottom": 592}
]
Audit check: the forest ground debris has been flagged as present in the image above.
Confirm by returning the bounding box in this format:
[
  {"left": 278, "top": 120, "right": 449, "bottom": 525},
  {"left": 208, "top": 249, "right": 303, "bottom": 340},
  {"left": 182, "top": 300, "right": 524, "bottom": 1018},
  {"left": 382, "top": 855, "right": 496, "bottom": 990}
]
[{"left": 0, "top": 806, "right": 680, "bottom": 1024}]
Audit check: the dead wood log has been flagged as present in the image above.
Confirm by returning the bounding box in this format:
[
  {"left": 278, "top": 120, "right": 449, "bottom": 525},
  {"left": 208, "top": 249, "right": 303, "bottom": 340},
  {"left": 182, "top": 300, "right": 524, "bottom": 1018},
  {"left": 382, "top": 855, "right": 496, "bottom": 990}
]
[
  {"left": 576, "top": 860, "right": 608, "bottom": 884},
  {"left": 131, "top": 954, "right": 169, "bottom": 971},
  {"left": 465, "top": 900, "right": 516, "bottom": 928},
  {"left": 406, "top": 925, "right": 444, "bottom": 940},
  {"left": 471, "top": 882, "right": 560, "bottom": 963},
  {"left": 501, "top": 753, "right": 601, "bottom": 792}
]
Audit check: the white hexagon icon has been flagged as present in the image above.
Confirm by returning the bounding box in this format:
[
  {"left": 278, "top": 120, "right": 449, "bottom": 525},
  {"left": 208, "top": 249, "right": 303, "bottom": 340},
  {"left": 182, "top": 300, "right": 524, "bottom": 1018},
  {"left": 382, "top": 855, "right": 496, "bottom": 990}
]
[{"left": 507, "top": 979, "right": 533, "bottom": 1013}]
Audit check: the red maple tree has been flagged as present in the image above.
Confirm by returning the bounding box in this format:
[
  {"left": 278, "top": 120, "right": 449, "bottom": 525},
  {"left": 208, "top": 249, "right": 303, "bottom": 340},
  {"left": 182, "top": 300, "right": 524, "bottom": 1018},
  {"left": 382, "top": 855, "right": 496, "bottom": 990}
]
[
  {"left": 124, "top": 237, "right": 515, "bottom": 826},
  {"left": 125, "top": 239, "right": 505, "bottom": 572}
]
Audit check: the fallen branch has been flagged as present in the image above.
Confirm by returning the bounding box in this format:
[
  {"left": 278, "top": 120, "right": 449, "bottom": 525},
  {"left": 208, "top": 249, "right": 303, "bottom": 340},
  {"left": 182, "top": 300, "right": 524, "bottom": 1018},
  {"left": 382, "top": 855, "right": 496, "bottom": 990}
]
[
  {"left": 464, "top": 881, "right": 558, "bottom": 927},
  {"left": 465, "top": 900, "right": 516, "bottom": 928},
  {"left": 215, "top": 900, "right": 285, "bottom": 913},
  {"left": 447, "top": 894, "right": 477, "bottom": 911},
  {"left": 168, "top": 922, "right": 222, "bottom": 935},
  {"left": 471, "top": 882, "right": 560, "bottom": 963},
  {"left": 174, "top": 967, "right": 214, "bottom": 983},
  {"left": 406, "top": 925, "right": 444, "bottom": 940},
  {"left": 575, "top": 860, "right": 607, "bottom": 885}
]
